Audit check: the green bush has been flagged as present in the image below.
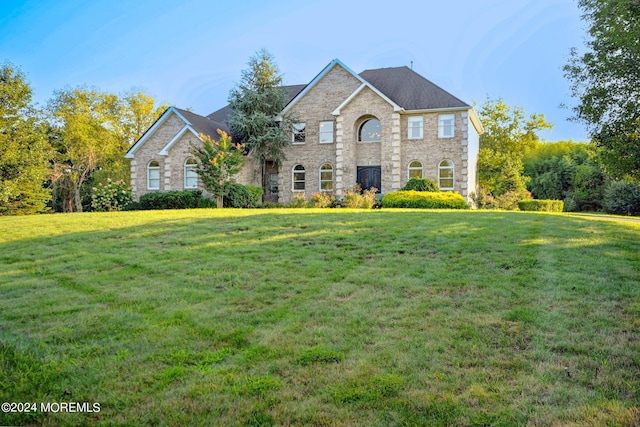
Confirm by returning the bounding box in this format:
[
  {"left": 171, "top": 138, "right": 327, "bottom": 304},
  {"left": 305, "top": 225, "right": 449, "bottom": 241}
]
[
  {"left": 138, "top": 190, "right": 202, "bottom": 210},
  {"left": 603, "top": 181, "right": 640, "bottom": 216},
  {"left": 517, "top": 199, "right": 564, "bottom": 212},
  {"left": 402, "top": 177, "right": 439, "bottom": 192},
  {"left": 224, "top": 183, "right": 252, "bottom": 208},
  {"left": 245, "top": 185, "right": 264, "bottom": 206},
  {"left": 382, "top": 190, "right": 469, "bottom": 209},
  {"left": 197, "top": 198, "right": 217, "bottom": 208},
  {"left": 91, "top": 179, "right": 133, "bottom": 212}
]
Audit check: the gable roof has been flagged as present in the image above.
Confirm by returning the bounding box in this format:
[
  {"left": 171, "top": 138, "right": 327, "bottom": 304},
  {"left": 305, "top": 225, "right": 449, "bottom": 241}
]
[
  {"left": 207, "top": 84, "right": 306, "bottom": 122},
  {"left": 359, "top": 66, "right": 470, "bottom": 111},
  {"left": 125, "top": 106, "right": 229, "bottom": 159}
]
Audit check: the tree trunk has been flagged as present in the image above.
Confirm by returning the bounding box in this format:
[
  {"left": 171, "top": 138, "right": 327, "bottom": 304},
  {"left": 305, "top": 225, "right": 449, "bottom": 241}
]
[
  {"left": 216, "top": 195, "right": 223, "bottom": 209},
  {"left": 73, "top": 182, "right": 83, "bottom": 212}
]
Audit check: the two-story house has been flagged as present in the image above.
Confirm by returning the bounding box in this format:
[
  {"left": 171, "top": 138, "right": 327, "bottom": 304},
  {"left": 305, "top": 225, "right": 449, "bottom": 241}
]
[{"left": 125, "top": 59, "right": 483, "bottom": 204}]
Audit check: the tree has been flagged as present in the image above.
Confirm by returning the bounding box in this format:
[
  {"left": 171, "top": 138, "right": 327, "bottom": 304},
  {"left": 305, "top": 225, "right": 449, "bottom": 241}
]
[
  {"left": 191, "top": 130, "right": 245, "bottom": 208},
  {"left": 227, "top": 49, "right": 295, "bottom": 197},
  {"left": 564, "top": 0, "right": 640, "bottom": 180},
  {"left": 475, "top": 98, "right": 552, "bottom": 208},
  {"left": 0, "top": 62, "right": 52, "bottom": 215},
  {"left": 48, "top": 88, "right": 164, "bottom": 212}
]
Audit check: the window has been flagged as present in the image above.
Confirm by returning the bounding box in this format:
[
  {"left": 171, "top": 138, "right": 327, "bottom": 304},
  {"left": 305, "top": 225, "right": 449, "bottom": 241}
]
[
  {"left": 292, "top": 123, "right": 306, "bottom": 143},
  {"left": 319, "top": 121, "right": 334, "bottom": 143},
  {"left": 408, "top": 116, "right": 423, "bottom": 139},
  {"left": 184, "top": 158, "right": 198, "bottom": 189},
  {"left": 358, "top": 119, "right": 382, "bottom": 142},
  {"left": 292, "top": 165, "right": 305, "bottom": 191},
  {"left": 408, "top": 161, "right": 423, "bottom": 179},
  {"left": 320, "top": 164, "right": 333, "bottom": 191},
  {"left": 147, "top": 160, "right": 160, "bottom": 190},
  {"left": 438, "top": 114, "right": 455, "bottom": 138},
  {"left": 439, "top": 160, "right": 454, "bottom": 190},
  {"left": 269, "top": 174, "right": 279, "bottom": 194}
]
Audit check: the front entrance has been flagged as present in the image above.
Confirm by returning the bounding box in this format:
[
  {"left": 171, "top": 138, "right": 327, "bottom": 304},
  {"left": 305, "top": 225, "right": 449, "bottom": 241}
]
[
  {"left": 356, "top": 166, "right": 381, "bottom": 193},
  {"left": 264, "top": 161, "right": 279, "bottom": 203}
]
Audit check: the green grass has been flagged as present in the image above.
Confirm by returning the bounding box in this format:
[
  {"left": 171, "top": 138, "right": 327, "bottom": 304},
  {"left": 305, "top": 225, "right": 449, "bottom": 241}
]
[{"left": 0, "top": 208, "right": 639, "bottom": 426}]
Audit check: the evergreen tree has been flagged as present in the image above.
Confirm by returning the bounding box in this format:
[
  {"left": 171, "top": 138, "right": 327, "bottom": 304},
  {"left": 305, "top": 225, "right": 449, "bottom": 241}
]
[{"left": 0, "top": 62, "right": 52, "bottom": 214}]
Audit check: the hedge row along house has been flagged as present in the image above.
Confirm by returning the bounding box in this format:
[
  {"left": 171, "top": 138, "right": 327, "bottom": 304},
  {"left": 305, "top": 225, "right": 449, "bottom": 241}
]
[{"left": 125, "top": 59, "right": 483, "bottom": 204}]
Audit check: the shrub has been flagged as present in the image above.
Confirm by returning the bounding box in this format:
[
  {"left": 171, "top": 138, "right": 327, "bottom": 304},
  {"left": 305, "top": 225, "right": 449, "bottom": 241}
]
[
  {"left": 259, "top": 201, "right": 284, "bottom": 209},
  {"left": 603, "top": 181, "right": 640, "bottom": 216},
  {"left": 309, "top": 192, "right": 335, "bottom": 208},
  {"left": 402, "top": 177, "right": 439, "bottom": 192},
  {"left": 138, "top": 190, "right": 202, "bottom": 210},
  {"left": 288, "top": 193, "right": 308, "bottom": 208},
  {"left": 342, "top": 185, "right": 377, "bottom": 209},
  {"left": 223, "top": 183, "right": 252, "bottom": 208},
  {"left": 91, "top": 179, "right": 133, "bottom": 212},
  {"left": 198, "top": 198, "right": 217, "bottom": 208},
  {"left": 517, "top": 199, "right": 564, "bottom": 212},
  {"left": 382, "top": 190, "right": 469, "bottom": 209},
  {"left": 245, "top": 185, "right": 264, "bottom": 206}
]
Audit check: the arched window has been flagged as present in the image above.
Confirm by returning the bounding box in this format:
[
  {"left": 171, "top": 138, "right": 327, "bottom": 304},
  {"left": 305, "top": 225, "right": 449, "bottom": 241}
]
[
  {"left": 408, "top": 161, "right": 423, "bottom": 179},
  {"left": 358, "top": 119, "right": 382, "bottom": 142},
  {"left": 438, "top": 160, "right": 454, "bottom": 190},
  {"left": 184, "top": 158, "right": 198, "bottom": 189},
  {"left": 292, "top": 165, "right": 305, "bottom": 191},
  {"left": 147, "top": 160, "right": 160, "bottom": 190},
  {"left": 320, "top": 163, "right": 333, "bottom": 191}
]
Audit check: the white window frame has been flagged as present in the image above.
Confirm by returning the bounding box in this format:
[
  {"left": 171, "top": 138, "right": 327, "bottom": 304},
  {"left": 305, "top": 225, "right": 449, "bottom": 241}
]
[
  {"left": 408, "top": 116, "right": 423, "bottom": 139},
  {"left": 292, "top": 164, "right": 306, "bottom": 191},
  {"left": 147, "top": 160, "right": 160, "bottom": 190},
  {"left": 319, "top": 163, "right": 334, "bottom": 191},
  {"left": 408, "top": 161, "right": 423, "bottom": 179},
  {"left": 184, "top": 158, "right": 198, "bottom": 189},
  {"left": 438, "top": 114, "right": 455, "bottom": 138},
  {"left": 319, "top": 121, "right": 334, "bottom": 143},
  {"left": 292, "top": 123, "right": 306, "bottom": 144},
  {"left": 438, "top": 159, "right": 454, "bottom": 190}
]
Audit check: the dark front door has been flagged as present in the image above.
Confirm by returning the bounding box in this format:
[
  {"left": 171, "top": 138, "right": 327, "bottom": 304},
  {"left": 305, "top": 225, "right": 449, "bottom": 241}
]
[
  {"left": 356, "top": 166, "right": 381, "bottom": 193},
  {"left": 264, "top": 161, "right": 279, "bottom": 203}
]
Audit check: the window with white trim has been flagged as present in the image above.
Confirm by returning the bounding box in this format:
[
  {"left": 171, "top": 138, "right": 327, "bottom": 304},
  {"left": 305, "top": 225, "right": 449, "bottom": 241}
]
[
  {"left": 292, "top": 123, "right": 306, "bottom": 143},
  {"left": 184, "top": 158, "right": 198, "bottom": 189},
  {"left": 292, "top": 165, "right": 305, "bottom": 191},
  {"left": 439, "top": 159, "right": 454, "bottom": 190},
  {"left": 358, "top": 119, "right": 382, "bottom": 142},
  {"left": 408, "top": 161, "right": 423, "bottom": 179},
  {"left": 408, "top": 116, "right": 423, "bottom": 139},
  {"left": 147, "top": 160, "right": 160, "bottom": 190},
  {"left": 320, "top": 164, "right": 333, "bottom": 191},
  {"left": 438, "top": 114, "right": 455, "bottom": 138},
  {"left": 319, "top": 121, "right": 334, "bottom": 143}
]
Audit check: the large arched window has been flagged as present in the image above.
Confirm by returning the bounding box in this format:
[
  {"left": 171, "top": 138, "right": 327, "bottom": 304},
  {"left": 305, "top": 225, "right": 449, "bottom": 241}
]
[
  {"left": 438, "top": 160, "right": 454, "bottom": 190},
  {"left": 408, "top": 161, "right": 423, "bottom": 179},
  {"left": 292, "top": 165, "right": 306, "bottom": 191},
  {"left": 320, "top": 163, "right": 333, "bottom": 191},
  {"left": 184, "top": 158, "right": 198, "bottom": 189},
  {"left": 147, "top": 160, "right": 160, "bottom": 190},
  {"left": 358, "top": 119, "right": 382, "bottom": 142}
]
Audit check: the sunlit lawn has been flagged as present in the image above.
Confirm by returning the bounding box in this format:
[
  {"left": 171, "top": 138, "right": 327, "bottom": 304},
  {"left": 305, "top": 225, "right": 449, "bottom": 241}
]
[{"left": 1, "top": 209, "right": 639, "bottom": 426}]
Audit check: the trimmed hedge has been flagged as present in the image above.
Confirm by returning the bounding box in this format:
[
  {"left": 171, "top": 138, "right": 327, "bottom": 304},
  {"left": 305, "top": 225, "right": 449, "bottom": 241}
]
[
  {"left": 138, "top": 190, "right": 202, "bottom": 210},
  {"left": 402, "top": 177, "right": 439, "bottom": 192},
  {"left": 381, "top": 190, "right": 469, "bottom": 209},
  {"left": 223, "top": 184, "right": 264, "bottom": 208},
  {"left": 246, "top": 185, "right": 264, "bottom": 206},
  {"left": 517, "top": 199, "right": 564, "bottom": 212}
]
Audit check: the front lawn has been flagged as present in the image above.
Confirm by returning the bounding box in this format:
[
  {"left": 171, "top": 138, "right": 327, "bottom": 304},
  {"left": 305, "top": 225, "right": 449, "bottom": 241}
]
[{"left": 1, "top": 209, "right": 638, "bottom": 426}]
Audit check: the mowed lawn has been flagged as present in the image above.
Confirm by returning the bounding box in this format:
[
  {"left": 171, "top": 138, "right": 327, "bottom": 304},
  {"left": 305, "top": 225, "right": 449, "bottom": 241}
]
[{"left": 1, "top": 209, "right": 639, "bottom": 426}]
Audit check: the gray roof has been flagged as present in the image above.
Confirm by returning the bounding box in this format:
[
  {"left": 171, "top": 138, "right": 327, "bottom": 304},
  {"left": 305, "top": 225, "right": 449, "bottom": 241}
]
[
  {"left": 207, "top": 84, "right": 306, "bottom": 122},
  {"left": 175, "top": 107, "right": 229, "bottom": 139},
  {"left": 359, "top": 66, "right": 470, "bottom": 110}
]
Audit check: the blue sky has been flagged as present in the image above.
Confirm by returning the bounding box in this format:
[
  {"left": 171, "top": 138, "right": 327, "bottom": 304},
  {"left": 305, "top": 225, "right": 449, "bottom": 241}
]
[{"left": 1, "top": 0, "right": 587, "bottom": 141}]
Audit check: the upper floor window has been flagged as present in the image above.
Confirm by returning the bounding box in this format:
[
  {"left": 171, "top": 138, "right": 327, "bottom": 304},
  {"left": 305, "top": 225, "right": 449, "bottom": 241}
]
[
  {"left": 319, "top": 121, "right": 334, "bottom": 143},
  {"left": 292, "top": 164, "right": 306, "bottom": 191},
  {"left": 358, "top": 119, "right": 382, "bottom": 142},
  {"left": 408, "top": 161, "right": 423, "bottom": 179},
  {"left": 147, "top": 160, "right": 160, "bottom": 190},
  {"left": 439, "top": 159, "right": 454, "bottom": 190},
  {"left": 292, "top": 123, "right": 306, "bottom": 143},
  {"left": 184, "top": 158, "right": 198, "bottom": 189},
  {"left": 438, "top": 114, "right": 455, "bottom": 138},
  {"left": 408, "top": 117, "right": 423, "bottom": 139},
  {"left": 320, "top": 163, "right": 334, "bottom": 191}
]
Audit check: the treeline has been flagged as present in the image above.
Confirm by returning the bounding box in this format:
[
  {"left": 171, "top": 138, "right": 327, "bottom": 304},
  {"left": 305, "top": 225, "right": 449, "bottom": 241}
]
[{"left": 0, "top": 62, "right": 166, "bottom": 214}]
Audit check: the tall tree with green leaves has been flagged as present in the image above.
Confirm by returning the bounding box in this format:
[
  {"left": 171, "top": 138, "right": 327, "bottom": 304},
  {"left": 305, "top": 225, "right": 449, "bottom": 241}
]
[
  {"left": 564, "top": 0, "right": 640, "bottom": 180},
  {"left": 0, "top": 62, "right": 52, "bottom": 215},
  {"left": 227, "top": 49, "right": 295, "bottom": 196},
  {"left": 476, "top": 98, "right": 552, "bottom": 207},
  {"left": 191, "top": 130, "right": 245, "bottom": 208}
]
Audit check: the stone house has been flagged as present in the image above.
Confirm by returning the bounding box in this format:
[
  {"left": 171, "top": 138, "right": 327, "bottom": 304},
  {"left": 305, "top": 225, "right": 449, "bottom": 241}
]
[{"left": 126, "top": 59, "right": 483, "bottom": 204}]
